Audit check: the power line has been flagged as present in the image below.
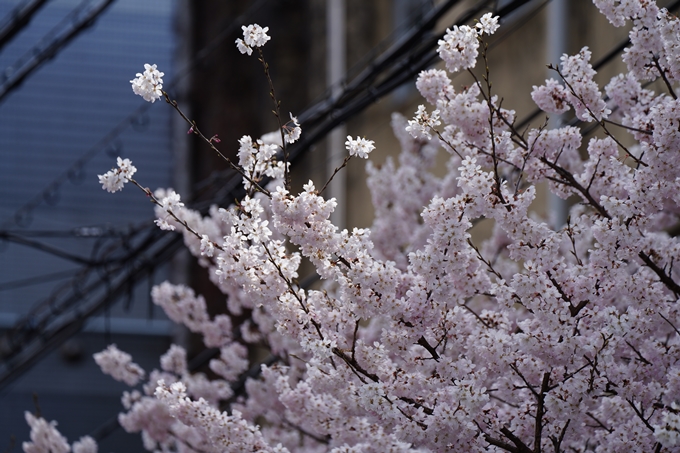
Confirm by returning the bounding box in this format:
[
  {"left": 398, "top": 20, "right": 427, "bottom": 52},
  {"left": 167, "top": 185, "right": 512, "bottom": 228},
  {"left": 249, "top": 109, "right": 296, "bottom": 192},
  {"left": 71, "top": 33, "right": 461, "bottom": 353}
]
[
  {"left": 0, "top": 229, "right": 124, "bottom": 266},
  {"left": 0, "top": 0, "right": 272, "bottom": 230},
  {"left": 0, "top": 0, "right": 51, "bottom": 51},
  {"left": 0, "top": 269, "right": 76, "bottom": 292},
  {"left": 290, "top": 0, "right": 535, "bottom": 162},
  {"left": 0, "top": 0, "right": 116, "bottom": 103},
  {"left": 0, "top": 226, "right": 181, "bottom": 391}
]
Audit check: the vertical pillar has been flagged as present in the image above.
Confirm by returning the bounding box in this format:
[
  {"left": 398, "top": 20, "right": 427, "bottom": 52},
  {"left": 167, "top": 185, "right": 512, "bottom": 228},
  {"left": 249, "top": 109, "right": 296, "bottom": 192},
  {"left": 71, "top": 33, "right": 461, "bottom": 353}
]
[
  {"left": 327, "top": 0, "right": 346, "bottom": 229},
  {"left": 547, "top": 0, "right": 568, "bottom": 229}
]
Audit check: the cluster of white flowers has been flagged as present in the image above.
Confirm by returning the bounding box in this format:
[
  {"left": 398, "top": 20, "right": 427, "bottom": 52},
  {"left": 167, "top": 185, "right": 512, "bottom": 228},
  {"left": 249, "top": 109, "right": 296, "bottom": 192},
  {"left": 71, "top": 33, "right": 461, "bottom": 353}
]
[
  {"left": 405, "top": 105, "right": 441, "bottom": 140},
  {"left": 22, "top": 412, "right": 99, "bottom": 453},
  {"left": 476, "top": 12, "right": 500, "bottom": 35},
  {"left": 22, "top": 412, "right": 71, "bottom": 453},
  {"left": 415, "top": 68, "right": 453, "bottom": 105},
  {"left": 237, "top": 134, "right": 287, "bottom": 191},
  {"left": 236, "top": 24, "right": 271, "bottom": 56},
  {"left": 93, "top": 344, "right": 146, "bottom": 386},
  {"left": 97, "top": 156, "right": 136, "bottom": 193},
  {"left": 130, "top": 63, "right": 164, "bottom": 103},
  {"left": 531, "top": 78, "right": 570, "bottom": 114},
  {"left": 69, "top": 8, "right": 680, "bottom": 452},
  {"left": 344, "top": 135, "right": 375, "bottom": 158},
  {"left": 654, "top": 404, "right": 680, "bottom": 447},
  {"left": 284, "top": 113, "right": 302, "bottom": 144},
  {"left": 151, "top": 188, "right": 184, "bottom": 231},
  {"left": 437, "top": 24, "right": 479, "bottom": 73}
]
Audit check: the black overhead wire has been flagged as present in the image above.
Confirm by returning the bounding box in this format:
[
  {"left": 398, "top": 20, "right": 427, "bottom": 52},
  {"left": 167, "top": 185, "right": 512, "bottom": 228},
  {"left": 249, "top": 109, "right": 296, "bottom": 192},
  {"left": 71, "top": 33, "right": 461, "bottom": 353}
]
[
  {"left": 0, "top": 229, "right": 124, "bottom": 266},
  {"left": 0, "top": 225, "right": 129, "bottom": 238},
  {"left": 0, "top": 0, "right": 271, "bottom": 231},
  {"left": 0, "top": 0, "right": 116, "bottom": 103},
  {"left": 0, "top": 0, "right": 273, "bottom": 391},
  {"left": 0, "top": 225, "right": 177, "bottom": 390},
  {"left": 288, "top": 0, "right": 535, "bottom": 163},
  {"left": 0, "top": 269, "right": 77, "bottom": 292},
  {"left": 311, "top": 0, "right": 551, "bottom": 182},
  {"left": 272, "top": 0, "right": 550, "bottom": 291},
  {"left": 0, "top": 0, "right": 51, "bottom": 51},
  {"left": 0, "top": 226, "right": 136, "bottom": 291},
  {"left": 3, "top": 0, "right": 445, "bottom": 230}
]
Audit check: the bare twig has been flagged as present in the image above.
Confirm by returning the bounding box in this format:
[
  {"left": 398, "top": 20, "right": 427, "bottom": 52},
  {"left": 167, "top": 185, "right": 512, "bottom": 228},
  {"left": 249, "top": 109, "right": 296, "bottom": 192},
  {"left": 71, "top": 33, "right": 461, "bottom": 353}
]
[
  {"left": 319, "top": 155, "right": 351, "bottom": 195},
  {"left": 163, "top": 92, "right": 271, "bottom": 196},
  {"left": 651, "top": 55, "right": 678, "bottom": 100},
  {"left": 549, "top": 64, "right": 647, "bottom": 167},
  {"left": 257, "top": 47, "right": 290, "bottom": 189}
]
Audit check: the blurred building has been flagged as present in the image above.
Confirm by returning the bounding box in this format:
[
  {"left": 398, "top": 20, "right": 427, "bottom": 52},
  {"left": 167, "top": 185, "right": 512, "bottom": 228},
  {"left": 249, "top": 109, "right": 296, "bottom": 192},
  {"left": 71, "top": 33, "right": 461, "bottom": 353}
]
[{"left": 0, "top": 0, "right": 175, "bottom": 451}]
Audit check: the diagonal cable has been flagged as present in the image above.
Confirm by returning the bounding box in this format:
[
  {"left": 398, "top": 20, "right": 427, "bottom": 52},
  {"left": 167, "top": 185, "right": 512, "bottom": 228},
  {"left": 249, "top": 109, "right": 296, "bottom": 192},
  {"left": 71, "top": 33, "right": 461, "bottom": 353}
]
[
  {"left": 0, "top": 0, "right": 116, "bottom": 103},
  {"left": 0, "top": 0, "right": 51, "bottom": 51}
]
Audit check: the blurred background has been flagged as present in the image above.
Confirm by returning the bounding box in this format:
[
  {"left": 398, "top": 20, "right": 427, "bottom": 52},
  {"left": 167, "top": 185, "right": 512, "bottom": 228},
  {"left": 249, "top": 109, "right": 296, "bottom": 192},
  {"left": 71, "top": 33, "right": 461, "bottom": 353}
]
[{"left": 0, "top": 0, "right": 655, "bottom": 450}]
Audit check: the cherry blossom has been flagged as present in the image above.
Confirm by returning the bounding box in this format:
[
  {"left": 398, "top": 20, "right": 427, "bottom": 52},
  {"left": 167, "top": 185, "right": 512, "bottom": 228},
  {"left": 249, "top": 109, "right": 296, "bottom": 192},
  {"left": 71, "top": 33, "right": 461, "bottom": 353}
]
[
  {"left": 130, "top": 63, "right": 164, "bottom": 103},
  {"left": 344, "top": 135, "right": 375, "bottom": 159},
  {"left": 476, "top": 12, "right": 500, "bottom": 35},
  {"left": 236, "top": 24, "right": 271, "bottom": 56},
  {"left": 69, "top": 4, "right": 680, "bottom": 452},
  {"left": 97, "top": 157, "right": 136, "bottom": 193}
]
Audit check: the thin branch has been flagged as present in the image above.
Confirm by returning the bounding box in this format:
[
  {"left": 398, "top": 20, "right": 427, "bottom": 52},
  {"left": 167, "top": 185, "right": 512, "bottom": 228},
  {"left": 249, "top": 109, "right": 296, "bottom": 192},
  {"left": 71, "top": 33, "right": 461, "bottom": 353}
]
[
  {"left": 652, "top": 55, "right": 678, "bottom": 100},
  {"left": 261, "top": 241, "right": 308, "bottom": 314},
  {"left": 127, "top": 178, "right": 225, "bottom": 254},
  {"left": 565, "top": 217, "right": 583, "bottom": 266},
  {"left": 462, "top": 302, "right": 492, "bottom": 328},
  {"left": 282, "top": 420, "right": 330, "bottom": 445},
  {"left": 416, "top": 336, "right": 440, "bottom": 361},
  {"left": 467, "top": 65, "right": 509, "bottom": 209},
  {"left": 549, "top": 65, "right": 647, "bottom": 167},
  {"left": 626, "top": 398, "right": 656, "bottom": 434},
  {"left": 638, "top": 251, "right": 680, "bottom": 297},
  {"left": 540, "top": 158, "right": 610, "bottom": 219},
  {"left": 257, "top": 47, "right": 291, "bottom": 189},
  {"left": 509, "top": 364, "right": 540, "bottom": 398},
  {"left": 351, "top": 320, "right": 360, "bottom": 362},
  {"left": 624, "top": 340, "right": 652, "bottom": 366},
  {"left": 602, "top": 118, "right": 653, "bottom": 135},
  {"left": 319, "top": 155, "right": 351, "bottom": 195},
  {"left": 585, "top": 412, "right": 612, "bottom": 433},
  {"left": 550, "top": 419, "right": 570, "bottom": 453},
  {"left": 163, "top": 92, "right": 270, "bottom": 196},
  {"left": 533, "top": 372, "right": 551, "bottom": 453},
  {"left": 500, "top": 426, "right": 534, "bottom": 453},
  {"left": 659, "top": 313, "right": 680, "bottom": 337},
  {"left": 485, "top": 433, "right": 525, "bottom": 453}
]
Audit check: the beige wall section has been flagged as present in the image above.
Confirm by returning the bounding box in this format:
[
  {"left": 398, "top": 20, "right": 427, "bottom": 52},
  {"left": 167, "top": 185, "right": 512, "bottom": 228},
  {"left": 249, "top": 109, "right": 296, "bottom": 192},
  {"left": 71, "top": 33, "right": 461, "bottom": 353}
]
[
  {"left": 340, "top": 0, "right": 556, "bottom": 230},
  {"left": 325, "top": 0, "right": 671, "bottom": 232}
]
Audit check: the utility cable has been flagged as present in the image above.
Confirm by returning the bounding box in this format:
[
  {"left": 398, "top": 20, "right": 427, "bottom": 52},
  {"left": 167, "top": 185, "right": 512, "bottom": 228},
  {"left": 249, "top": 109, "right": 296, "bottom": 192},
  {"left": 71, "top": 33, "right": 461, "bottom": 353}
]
[
  {"left": 0, "top": 0, "right": 51, "bottom": 51},
  {"left": 0, "top": 0, "right": 271, "bottom": 230},
  {"left": 0, "top": 0, "right": 116, "bottom": 103}
]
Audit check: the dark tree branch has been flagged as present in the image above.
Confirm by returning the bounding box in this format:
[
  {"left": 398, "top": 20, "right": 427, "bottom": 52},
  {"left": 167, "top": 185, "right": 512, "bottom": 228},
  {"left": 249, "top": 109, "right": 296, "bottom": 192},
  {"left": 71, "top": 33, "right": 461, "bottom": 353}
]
[{"left": 638, "top": 251, "right": 680, "bottom": 297}]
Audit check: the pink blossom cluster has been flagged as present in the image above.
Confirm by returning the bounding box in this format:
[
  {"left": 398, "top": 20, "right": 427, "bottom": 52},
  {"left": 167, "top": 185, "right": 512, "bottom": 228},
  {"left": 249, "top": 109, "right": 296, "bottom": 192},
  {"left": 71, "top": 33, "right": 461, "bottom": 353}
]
[
  {"left": 130, "top": 63, "right": 164, "bottom": 103},
  {"left": 97, "top": 157, "right": 136, "bottom": 193},
  {"left": 51, "top": 5, "right": 680, "bottom": 452},
  {"left": 236, "top": 24, "right": 271, "bottom": 56},
  {"left": 23, "top": 412, "right": 97, "bottom": 453}
]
